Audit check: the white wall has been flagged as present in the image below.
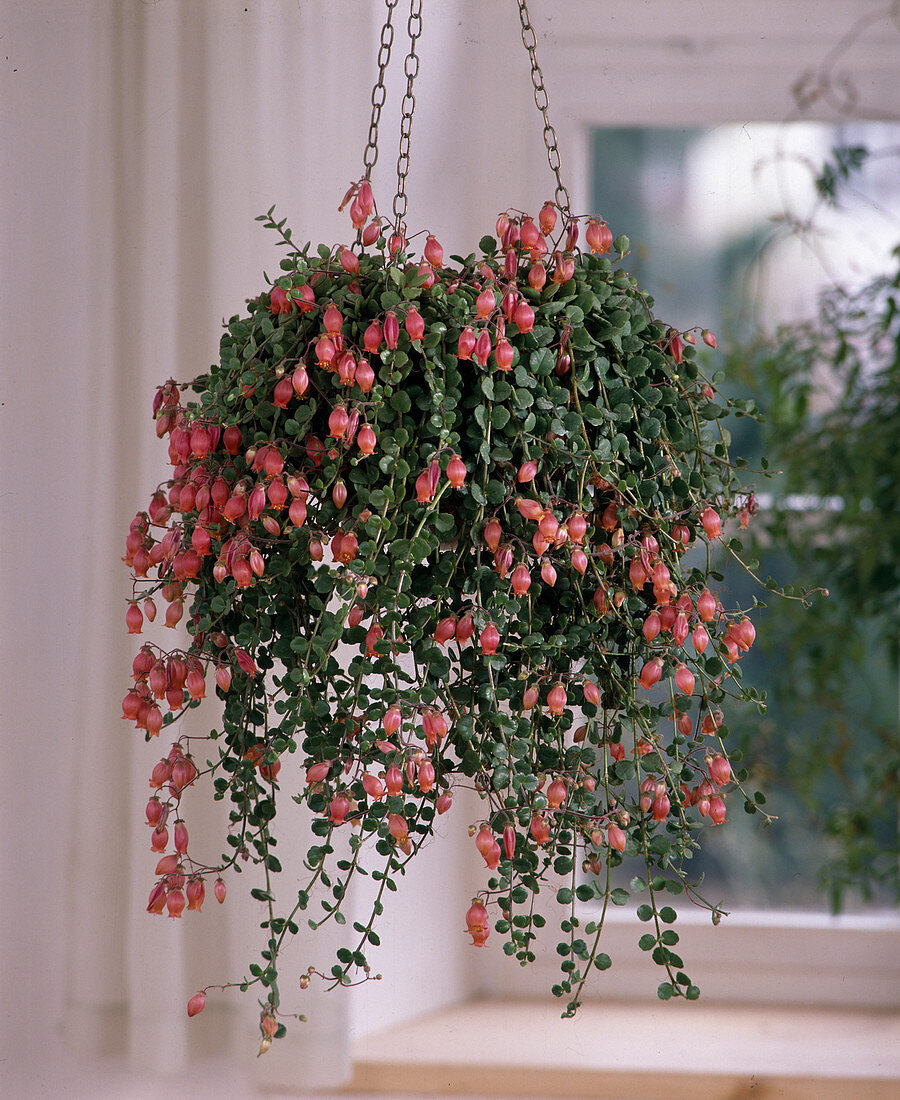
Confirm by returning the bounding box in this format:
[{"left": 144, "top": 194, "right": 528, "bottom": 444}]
[{"left": 1, "top": 1, "right": 897, "bottom": 1095}]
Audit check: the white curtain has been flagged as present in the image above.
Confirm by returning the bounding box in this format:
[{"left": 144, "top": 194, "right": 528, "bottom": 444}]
[
  {"left": 0, "top": 1, "right": 542, "bottom": 1091},
  {"left": 2, "top": 1, "right": 894, "bottom": 1094}
]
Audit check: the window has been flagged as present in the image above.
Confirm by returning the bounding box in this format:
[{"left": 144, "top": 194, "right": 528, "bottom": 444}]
[{"left": 583, "top": 122, "right": 900, "bottom": 913}]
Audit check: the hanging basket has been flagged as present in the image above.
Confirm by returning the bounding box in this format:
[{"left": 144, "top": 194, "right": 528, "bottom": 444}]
[{"left": 122, "top": 0, "right": 768, "bottom": 1049}]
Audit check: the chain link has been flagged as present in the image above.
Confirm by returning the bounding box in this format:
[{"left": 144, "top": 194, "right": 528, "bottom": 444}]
[
  {"left": 362, "top": 0, "right": 399, "bottom": 178},
  {"left": 365, "top": 0, "right": 569, "bottom": 231},
  {"left": 392, "top": 0, "right": 423, "bottom": 232},
  {"left": 516, "top": 0, "right": 572, "bottom": 221}
]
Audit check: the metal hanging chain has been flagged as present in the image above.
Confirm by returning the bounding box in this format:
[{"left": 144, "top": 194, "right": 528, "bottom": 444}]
[
  {"left": 516, "top": 0, "right": 572, "bottom": 222},
  {"left": 362, "top": 0, "right": 399, "bottom": 179},
  {"left": 392, "top": 0, "right": 423, "bottom": 233}
]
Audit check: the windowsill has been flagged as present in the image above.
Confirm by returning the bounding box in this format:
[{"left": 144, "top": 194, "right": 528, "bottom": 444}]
[
  {"left": 474, "top": 906, "right": 900, "bottom": 1011},
  {"left": 347, "top": 996, "right": 900, "bottom": 1099}
]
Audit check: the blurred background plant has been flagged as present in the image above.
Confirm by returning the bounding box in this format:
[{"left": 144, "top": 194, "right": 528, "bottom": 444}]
[
  {"left": 725, "top": 153, "right": 900, "bottom": 911},
  {"left": 590, "top": 96, "right": 900, "bottom": 912}
]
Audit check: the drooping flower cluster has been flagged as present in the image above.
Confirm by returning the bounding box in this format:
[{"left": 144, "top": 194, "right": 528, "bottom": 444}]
[{"left": 123, "top": 183, "right": 765, "bottom": 1042}]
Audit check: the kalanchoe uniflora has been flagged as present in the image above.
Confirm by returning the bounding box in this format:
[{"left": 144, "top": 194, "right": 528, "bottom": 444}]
[{"left": 122, "top": 187, "right": 768, "bottom": 1047}]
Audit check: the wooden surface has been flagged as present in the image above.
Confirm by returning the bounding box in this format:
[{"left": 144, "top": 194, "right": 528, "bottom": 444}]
[{"left": 347, "top": 997, "right": 900, "bottom": 1099}]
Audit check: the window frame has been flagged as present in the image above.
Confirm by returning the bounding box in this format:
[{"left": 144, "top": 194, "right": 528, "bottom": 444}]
[{"left": 482, "top": 66, "right": 900, "bottom": 1010}]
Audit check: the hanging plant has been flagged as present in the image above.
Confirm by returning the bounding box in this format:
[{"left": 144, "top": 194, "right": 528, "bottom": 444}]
[{"left": 122, "top": 0, "right": 769, "bottom": 1051}]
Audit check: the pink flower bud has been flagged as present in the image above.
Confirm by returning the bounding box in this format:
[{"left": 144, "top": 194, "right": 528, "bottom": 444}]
[
  {"left": 529, "top": 813, "right": 550, "bottom": 846},
  {"left": 186, "top": 877, "right": 205, "bottom": 912},
  {"left": 328, "top": 405, "right": 349, "bottom": 439},
  {"left": 187, "top": 992, "right": 206, "bottom": 1017},
  {"left": 404, "top": 308, "right": 425, "bottom": 342},
  {"left": 483, "top": 521, "right": 503, "bottom": 553},
  {"left": 494, "top": 337, "right": 514, "bottom": 370},
  {"left": 651, "top": 792, "right": 671, "bottom": 821},
  {"left": 475, "top": 286, "right": 495, "bottom": 319},
  {"left": 149, "top": 757, "right": 171, "bottom": 789},
  {"left": 214, "top": 878, "right": 227, "bottom": 904},
  {"left": 288, "top": 499, "right": 307, "bottom": 528},
  {"left": 708, "top": 796, "right": 727, "bottom": 825},
  {"left": 125, "top": 603, "right": 143, "bottom": 634},
  {"left": 541, "top": 560, "right": 557, "bottom": 586},
  {"left": 697, "top": 589, "right": 717, "bottom": 621},
  {"left": 166, "top": 887, "right": 185, "bottom": 918},
  {"left": 513, "top": 301, "right": 534, "bottom": 333},
  {"left": 424, "top": 235, "right": 443, "bottom": 266},
  {"left": 643, "top": 612, "right": 662, "bottom": 642},
  {"left": 323, "top": 304, "right": 342, "bottom": 335},
  {"left": 736, "top": 617, "right": 756, "bottom": 650},
  {"left": 674, "top": 664, "right": 695, "bottom": 695},
  {"left": 475, "top": 826, "right": 497, "bottom": 868},
  {"left": 668, "top": 330, "right": 684, "bottom": 364},
  {"left": 457, "top": 326, "right": 476, "bottom": 360},
  {"left": 510, "top": 564, "right": 531, "bottom": 596},
  {"left": 147, "top": 881, "right": 167, "bottom": 915},
  {"left": 708, "top": 754, "right": 731, "bottom": 787},
  {"left": 474, "top": 330, "right": 492, "bottom": 366},
  {"left": 639, "top": 658, "right": 663, "bottom": 690},
  {"left": 174, "top": 819, "right": 189, "bottom": 854},
  {"left": 480, "top": 622, "right": 500, "bottom": 655},
  {"left": 382, "top": 765, "right": 402, "bottom": 798},
  {"left": 357, "top": 424, "right": 376, "bottom": 456},
  {"left": 329, "top": 793, "right": 351, "bottom": 825},
  {"left": 547, "top": 683, "right": 567, "bottom": 715},
  {"left": 539, "top": 201, "right": 557, "bottom": 234},
  {"left": 465, "top": 899, "right": 490, "bottom": 946},
  {"left": 234, "top": 648, "right": 259, "bottom": 677},
  {"left": 517, "top": 460, "right": 538, "bottom": 484},
  {"left": 415, "top": 468, "right": 434, "bottom": 504},
  {"left": 446, "top": 454, "right": 466, "bottom": 487},
  {"left": 383, "top": 311, "right": 400, "bottom": 349},
  {"left": 362, "top": 218, "right": 380, "bottom": 246},
  {"left": 388, "top": 812, "right": 410, "bottom": 852},
  {"left": 355, "top": 357, "right": 375, "bottom": 393},
  {"left": 547, "top": 778, "right": 567, "bottom": 809},
  {"left": 700, "top": 507, "right": 722, "bottom": 539},
  {"left": 494, "top": 545, "right": 513, "bottom": 578},
  {"left": 145, "top": 796, "right": 165, "bottom": 828},
  {"left": 269, "top": 286, "right": 290, "bottom": 315}
]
